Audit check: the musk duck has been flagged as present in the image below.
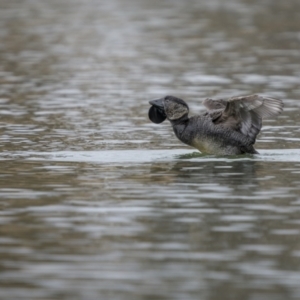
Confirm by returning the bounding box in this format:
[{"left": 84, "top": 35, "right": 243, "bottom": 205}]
[{"left": 148, "top": 94, "right": 283, "bottom": 155}]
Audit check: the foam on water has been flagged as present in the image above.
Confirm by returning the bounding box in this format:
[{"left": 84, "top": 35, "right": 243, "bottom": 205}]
[{"left": 2, "top": 149, "right": 300, "bottom": 164}]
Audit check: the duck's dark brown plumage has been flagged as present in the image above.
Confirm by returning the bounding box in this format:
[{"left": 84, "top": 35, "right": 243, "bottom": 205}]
[{"left": 148, "top": 94, "right": 283, "bottom": 155}]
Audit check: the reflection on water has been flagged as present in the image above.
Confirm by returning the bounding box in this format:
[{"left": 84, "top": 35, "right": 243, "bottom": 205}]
[
  {"left": 2, "top": 153, "right": 300, "bottom": 300},
  {"left": 1, "top": 0, "right": 300, "bottom": 299}
]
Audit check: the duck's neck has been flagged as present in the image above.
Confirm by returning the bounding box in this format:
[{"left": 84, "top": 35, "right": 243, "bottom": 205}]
[{"left": 170, "top": 115, "right": 191, "bottom": 145}]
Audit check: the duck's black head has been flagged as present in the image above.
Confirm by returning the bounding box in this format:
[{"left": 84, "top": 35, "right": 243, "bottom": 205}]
[{"left": 148, "top": 95, "right": 189, "bottom": 124}]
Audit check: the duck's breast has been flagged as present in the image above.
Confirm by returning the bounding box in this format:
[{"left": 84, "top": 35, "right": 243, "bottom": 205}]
[{"left": 188, "top": 116, "right": 244, "bottom": 155}]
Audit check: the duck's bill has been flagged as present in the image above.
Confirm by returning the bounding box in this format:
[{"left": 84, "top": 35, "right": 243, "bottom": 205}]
[
  {"left": 149, "top": 98, "right": 164, "bottom": 108},
  {"left": 148, "top": 105, "right": 166, "bottom": 124}
]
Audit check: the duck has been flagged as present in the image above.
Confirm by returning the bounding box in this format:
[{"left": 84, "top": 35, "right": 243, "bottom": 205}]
[{"left": 148, "top": 94, "right": 283, "bottom": 155}]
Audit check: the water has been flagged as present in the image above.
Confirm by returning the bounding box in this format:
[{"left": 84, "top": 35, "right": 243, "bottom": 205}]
[{"left": 1, "top": 0, "right": 300, "bottom": 299}]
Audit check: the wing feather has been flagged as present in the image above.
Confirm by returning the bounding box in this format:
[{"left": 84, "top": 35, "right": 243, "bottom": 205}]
[
  {"left": 203, "top": 98, "right": 227, "bottom": 110},
  {"left": 227, "top": 95, "right": 283, "bottom": 118},
  {"left": 203, "top": 94, "right": 283, "bottom": 143}
]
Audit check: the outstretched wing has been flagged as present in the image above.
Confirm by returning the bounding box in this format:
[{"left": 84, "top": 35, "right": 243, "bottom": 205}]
[
  {"left": 203, "top": 95, "right": 283, "bottom": 143},
  {"left": 226, "top": 94, "right": 283, "bottom": 118},
  {"left": 203, "top": 98, "right": 227, "bottom": 110}
]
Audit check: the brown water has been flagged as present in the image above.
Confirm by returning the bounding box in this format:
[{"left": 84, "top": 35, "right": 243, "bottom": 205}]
[{"left": 1, "top": 0, "right": 300, "bottom": 299}]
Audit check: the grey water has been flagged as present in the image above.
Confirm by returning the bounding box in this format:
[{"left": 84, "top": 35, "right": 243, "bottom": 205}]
[{"left": 1, "top": 0, "right": 300, "bottom": 299}]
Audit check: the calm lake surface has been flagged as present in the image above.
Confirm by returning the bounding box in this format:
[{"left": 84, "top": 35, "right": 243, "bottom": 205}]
[{"left": 1, "top": 0, "right": 300, "bottom": 299}]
